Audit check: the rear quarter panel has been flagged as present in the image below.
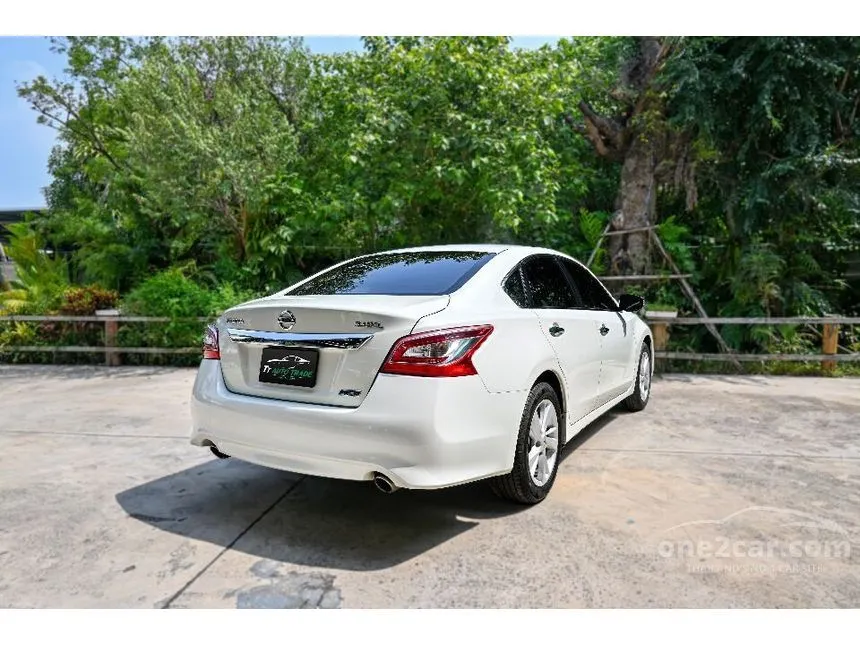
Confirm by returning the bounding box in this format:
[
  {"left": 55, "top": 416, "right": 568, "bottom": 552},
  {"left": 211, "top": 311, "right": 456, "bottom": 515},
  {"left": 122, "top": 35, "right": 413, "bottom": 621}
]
[{"left": 411, "top": 278, "right": 563, "bottom": 396}]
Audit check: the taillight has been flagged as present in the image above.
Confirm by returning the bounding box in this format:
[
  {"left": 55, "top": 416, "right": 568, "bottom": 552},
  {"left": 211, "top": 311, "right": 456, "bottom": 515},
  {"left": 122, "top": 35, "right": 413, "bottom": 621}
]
[
  {"left": 380, "top": 325, "right": 493, "bottom": 377},
  {"left": 203, "top": 324, "right": 220, "bottom": 360}
]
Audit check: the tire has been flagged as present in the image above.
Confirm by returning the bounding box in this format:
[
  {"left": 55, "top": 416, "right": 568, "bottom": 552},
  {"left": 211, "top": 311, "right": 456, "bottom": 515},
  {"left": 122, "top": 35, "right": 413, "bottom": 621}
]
[
  {"left": 490, "top": 382, "right": 563, "bottom": 505},
  {"left": 623, "top": 342, "right": 652, "bottom": 412}
]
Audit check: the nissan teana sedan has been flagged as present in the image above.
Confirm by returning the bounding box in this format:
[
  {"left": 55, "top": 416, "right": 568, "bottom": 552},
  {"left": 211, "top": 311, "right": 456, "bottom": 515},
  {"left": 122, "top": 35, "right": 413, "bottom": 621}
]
[{"left": 191, "top": 245, "right": 653, "bottom": 504}]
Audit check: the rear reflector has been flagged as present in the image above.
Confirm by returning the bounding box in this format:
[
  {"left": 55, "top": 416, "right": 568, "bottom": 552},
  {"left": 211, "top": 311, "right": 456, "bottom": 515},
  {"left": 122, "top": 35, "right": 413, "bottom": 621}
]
[
  {"left": 380, "top": 325, "right": 493, "bottom": 377},
  {"left": 203, "top": 324, "right": 220, "bottom": 360}
]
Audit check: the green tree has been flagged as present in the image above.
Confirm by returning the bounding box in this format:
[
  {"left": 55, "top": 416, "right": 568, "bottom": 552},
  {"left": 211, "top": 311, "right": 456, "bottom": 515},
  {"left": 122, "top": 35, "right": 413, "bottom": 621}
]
[
  {"left": 14, "top": 35, "right": 860, "bottom": 343},
  {"left": 302, "top": 37, "right": 569, "bottom": 250},
  {"left": 565, "top": 36, "right": 859, "bottom": 323},
  {"left": 18, "top": 37, "right": 313, "bottom": 292},
  {"left": 665, "top": 37, "right": 860, "bottom": 318}
]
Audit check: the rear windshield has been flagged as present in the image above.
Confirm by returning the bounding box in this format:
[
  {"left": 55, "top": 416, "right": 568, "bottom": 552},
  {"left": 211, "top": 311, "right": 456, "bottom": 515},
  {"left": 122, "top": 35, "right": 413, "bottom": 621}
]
[{"left": 287, "top": 251, "right": 497, "bottom": 296}]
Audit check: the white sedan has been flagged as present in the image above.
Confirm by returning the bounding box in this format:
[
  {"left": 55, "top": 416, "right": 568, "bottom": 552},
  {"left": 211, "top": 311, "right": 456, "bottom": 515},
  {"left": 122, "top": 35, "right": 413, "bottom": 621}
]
[{"left": 191, "top": 245, "right": 652, "bottom": 504}]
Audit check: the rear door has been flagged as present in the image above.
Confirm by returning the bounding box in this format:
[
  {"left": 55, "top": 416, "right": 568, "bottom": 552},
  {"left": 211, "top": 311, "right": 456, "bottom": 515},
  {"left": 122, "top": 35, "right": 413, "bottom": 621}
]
[
  {"left": 520, "top": 255, "right": 603, "bottom": 423},
  {"left": 217, "top": 250, "right": 496, "bottom": 408}
]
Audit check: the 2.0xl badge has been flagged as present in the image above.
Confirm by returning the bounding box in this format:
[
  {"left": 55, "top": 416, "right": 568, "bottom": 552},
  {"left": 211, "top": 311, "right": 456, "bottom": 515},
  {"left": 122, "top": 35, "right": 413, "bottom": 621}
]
[{"left": 355, "top": 320, "right": 383, "bottom": 329}]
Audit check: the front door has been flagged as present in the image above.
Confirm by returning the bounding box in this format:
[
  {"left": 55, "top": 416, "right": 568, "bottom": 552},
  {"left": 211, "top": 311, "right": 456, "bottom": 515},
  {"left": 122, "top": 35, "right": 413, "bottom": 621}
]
[
  {"left": 590, "top": 310, "right": 635, "bottom": 404},
  {"left": 558, "top": 257, "right": 635, "bottom": 405}
]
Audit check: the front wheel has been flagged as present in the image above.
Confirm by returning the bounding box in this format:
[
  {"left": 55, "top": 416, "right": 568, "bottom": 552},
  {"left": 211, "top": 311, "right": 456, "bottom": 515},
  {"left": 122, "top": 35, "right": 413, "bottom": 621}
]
[
  {"left": 489, "top": 382, "right": 563, "bottom": 505},
  {"left": 623, "top": 343, "right": 652, "bottom": 412}
]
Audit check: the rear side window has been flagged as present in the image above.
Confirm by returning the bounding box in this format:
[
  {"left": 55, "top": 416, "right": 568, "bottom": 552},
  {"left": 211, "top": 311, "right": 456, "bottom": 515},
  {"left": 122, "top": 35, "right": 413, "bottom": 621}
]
[
  {"left": 503, "top": 268, "right": 529, "bottom": 307},
  {"left": 287, "top": 251, "right": 496, "bottom": 296},
  {"left": 521, "top": 255, "right": 578, "bottom": 309}
]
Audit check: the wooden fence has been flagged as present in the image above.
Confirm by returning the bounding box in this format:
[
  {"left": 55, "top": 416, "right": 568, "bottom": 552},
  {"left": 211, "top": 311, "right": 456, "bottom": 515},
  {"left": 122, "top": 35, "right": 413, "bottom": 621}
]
[
  {"left": 0, "top": 313, "right": 210, "bottom": 366},
  {"left": 0, "top": 312, "right": 858, "bottom": 370},
  {"left": 645, "top": 314, "right": 860, "bottom": 373}
]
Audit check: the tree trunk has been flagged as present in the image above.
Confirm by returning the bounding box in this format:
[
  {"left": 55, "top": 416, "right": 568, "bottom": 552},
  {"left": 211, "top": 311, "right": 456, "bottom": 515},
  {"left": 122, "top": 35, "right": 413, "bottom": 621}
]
[
  {"left": 571, "top": 37, "right": 678, "bottom": 277},
  {"left": 608, "top": 135, "right": 657, "bottom": 275}
]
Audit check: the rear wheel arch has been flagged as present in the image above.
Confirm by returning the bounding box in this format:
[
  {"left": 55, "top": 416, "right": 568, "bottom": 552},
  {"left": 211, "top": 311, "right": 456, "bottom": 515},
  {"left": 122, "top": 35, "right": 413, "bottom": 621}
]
[{"left": 491, "top": 379, "right": 563, "bottom": 504}]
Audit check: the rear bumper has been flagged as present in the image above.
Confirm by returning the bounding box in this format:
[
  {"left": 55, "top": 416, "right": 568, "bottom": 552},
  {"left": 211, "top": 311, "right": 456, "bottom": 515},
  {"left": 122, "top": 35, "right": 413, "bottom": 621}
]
[{"left": 190, "top": 360, "right": 525, "bottom": 489}]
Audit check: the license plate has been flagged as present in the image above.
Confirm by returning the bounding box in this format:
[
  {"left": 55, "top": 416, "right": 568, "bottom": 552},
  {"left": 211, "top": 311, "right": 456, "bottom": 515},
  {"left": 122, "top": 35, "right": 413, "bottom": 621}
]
[{"left": 259, "top": 347, "right": 319, "bottom": 388}]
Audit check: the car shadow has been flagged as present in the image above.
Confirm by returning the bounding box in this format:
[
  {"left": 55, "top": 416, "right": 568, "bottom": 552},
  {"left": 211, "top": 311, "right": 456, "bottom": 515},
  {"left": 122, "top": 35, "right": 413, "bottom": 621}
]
[
  {"left": 116, "top": 402, "right": 626, "bottom": 572},
  {"left": 115, "top": 457, "right": 531, "bottom": 572}
]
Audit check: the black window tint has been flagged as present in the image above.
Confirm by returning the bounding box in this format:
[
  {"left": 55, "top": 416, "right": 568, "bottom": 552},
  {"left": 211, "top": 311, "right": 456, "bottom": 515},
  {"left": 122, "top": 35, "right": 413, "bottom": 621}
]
[
  {"left": 559, "top": 258, "right": 617, "bottom": 311},
  {"left": 503, "top": 268, "right": 528, "bottom": 307},
  {"left": 288, "top": 251, "right": 496, "bottom": 296},
  {"left": 521, "top": 256, "right": 578, "bottom": 309}
]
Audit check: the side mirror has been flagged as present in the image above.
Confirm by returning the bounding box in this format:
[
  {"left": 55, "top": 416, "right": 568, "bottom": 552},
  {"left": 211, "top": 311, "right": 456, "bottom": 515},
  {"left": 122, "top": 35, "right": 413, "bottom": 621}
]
[{"left": 617, "top": 293, "right": 645, "bottom": 313}]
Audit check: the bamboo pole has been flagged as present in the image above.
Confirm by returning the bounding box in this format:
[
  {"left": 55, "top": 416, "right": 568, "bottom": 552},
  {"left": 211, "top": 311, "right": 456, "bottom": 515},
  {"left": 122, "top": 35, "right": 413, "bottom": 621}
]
[
  {"left": 600, "top": 274, "right": 692, "bottom": 281},
  {"left": 648, "top": 229, "right": 742, "bottom": 370},
  {"left": 586, "top": 222, "right": 612, "bottom": 268}
]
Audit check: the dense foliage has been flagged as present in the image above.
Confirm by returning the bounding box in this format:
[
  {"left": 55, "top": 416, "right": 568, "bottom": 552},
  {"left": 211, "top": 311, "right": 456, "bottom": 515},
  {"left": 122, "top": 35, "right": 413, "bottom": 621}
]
[
  {"left": 118, "top": 270, "right": 256, "bottom": 366},
  {"left": 2, "top": 36, "right": 859, "bottom": 368}
]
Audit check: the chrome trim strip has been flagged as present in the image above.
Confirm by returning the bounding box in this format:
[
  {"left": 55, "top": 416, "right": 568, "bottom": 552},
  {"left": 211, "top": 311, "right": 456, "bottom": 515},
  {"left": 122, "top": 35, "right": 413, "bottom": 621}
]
[{"left": 226, "top": 328, "right": 373, "bottom": 350}]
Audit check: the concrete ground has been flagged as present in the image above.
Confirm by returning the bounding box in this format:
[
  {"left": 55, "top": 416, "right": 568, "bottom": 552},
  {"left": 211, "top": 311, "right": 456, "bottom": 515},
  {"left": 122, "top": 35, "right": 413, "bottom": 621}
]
[{"left": 0, "top": 365, "right": 858, "bottom": 608}]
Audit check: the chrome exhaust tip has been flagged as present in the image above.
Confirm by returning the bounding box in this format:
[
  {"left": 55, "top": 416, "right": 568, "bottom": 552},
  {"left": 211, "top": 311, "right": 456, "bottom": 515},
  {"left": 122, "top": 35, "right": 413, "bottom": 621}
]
[{"left": 372, "top": 473, "right": 399, "bottom": 494}]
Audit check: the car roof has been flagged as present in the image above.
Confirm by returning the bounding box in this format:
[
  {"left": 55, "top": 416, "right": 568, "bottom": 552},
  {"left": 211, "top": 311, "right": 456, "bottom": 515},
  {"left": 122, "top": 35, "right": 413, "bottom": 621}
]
[
  {"left": 372, "top": 243, "right": 511, "bottom": 254},
  {"left": 372, "top": 244, "right": 592, "bottom": 268},
  {"left": 374, "top": 243, "right": 567, "bottom": 256}
]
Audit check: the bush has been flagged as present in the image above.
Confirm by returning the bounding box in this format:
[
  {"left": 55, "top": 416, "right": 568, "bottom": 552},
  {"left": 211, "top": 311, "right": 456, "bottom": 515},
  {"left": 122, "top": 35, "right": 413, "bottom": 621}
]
[
  {"left": 58, "top": 286, "right": 119, "bottom": 316},
  {"left": 39, "top": 286, "right": 121, "bottom": 355},
  {"left": 0, "top": 268, "right": 259, "bottom": 366},
  {"left": 118, "top": 269, "right": 258, "bottom": 366},
  {"left": 0, "top": 222, "right": 69, "bottom": 314},
  {"left": 0, "top": 321, "right": 40, "bottom": 363},
  {"left": 1, "top": 285, "right": 121, "bottom": 365}
]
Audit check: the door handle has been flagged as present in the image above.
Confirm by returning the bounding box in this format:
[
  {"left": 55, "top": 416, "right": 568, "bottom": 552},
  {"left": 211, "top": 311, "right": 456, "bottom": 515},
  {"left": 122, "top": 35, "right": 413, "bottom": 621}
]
[
  {"left": 599, "top": 324, "right": 609, "bottom": 336},
  {"left": 549, "top": 323, "right": 565, "bottom": 337}
]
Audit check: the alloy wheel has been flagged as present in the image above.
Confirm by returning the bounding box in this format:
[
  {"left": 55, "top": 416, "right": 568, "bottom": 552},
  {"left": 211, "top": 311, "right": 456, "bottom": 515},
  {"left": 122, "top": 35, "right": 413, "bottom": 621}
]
[
  {"left": 527, "top": 399, "right": 559, "bottom": 487},
  {"left": 639, "top": 350, "right": 651, "bottom": 401}
]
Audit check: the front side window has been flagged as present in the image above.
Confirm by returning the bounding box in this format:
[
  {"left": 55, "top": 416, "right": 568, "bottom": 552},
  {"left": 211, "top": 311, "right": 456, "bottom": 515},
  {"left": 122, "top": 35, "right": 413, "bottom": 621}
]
[
  {"left": 559, "top": 258, "right": 617, "bottom": 311},
  {"left": 287, "top": 251, "right": 496, "bottom": 296},
  {"left": 521, "top": 255, "right": 578, "bottom": 309}
]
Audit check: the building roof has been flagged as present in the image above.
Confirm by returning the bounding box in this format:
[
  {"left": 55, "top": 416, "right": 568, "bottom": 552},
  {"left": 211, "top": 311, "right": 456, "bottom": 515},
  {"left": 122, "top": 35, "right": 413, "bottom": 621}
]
[{"left": 0, "top": 208, "right": 45, "bottom": 242}]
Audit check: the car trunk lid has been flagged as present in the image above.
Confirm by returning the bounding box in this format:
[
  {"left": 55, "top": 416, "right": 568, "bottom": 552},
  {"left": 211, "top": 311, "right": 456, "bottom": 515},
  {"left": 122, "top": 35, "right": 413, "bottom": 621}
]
[{"left": 217, "top": 294, "right": 450, "bottom": 407}]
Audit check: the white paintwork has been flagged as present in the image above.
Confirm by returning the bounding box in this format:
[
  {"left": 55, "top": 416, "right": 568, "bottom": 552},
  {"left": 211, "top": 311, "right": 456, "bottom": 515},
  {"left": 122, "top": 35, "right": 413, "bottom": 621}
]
[
  {"left": 191, "top": 359, "right": 526, "bottom": 488},
  {"left": 592, "top": 309, "right": 640, "bottom": 406},
  {"left": 217, "top": 294, "right": 450, "bottom": 407},
  {"left": 190, "top": 244, "right": 652, "bottom": 490},
  {"left": 532, "top": 308, "right": 603, "bottom": 422}
]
